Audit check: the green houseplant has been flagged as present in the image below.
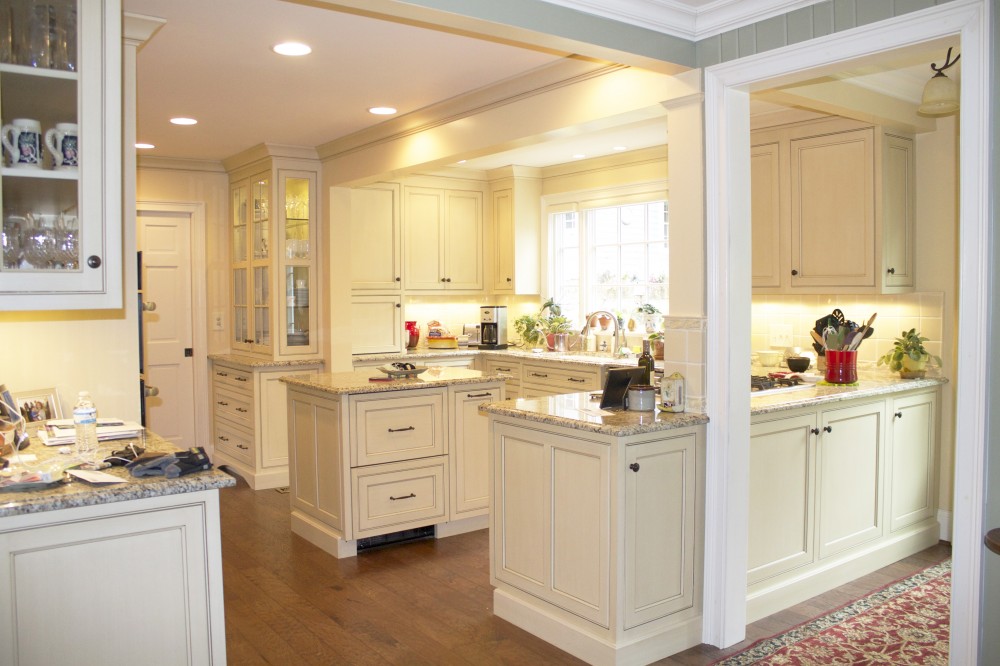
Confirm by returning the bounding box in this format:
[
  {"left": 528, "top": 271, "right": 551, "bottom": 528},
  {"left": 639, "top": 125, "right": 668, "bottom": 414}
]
[
  {"left": 877, "top": 328, "right": 941, "bottom": 378},
  {"left": 514, "top": 298, "right": 572, "bottom": 349}
]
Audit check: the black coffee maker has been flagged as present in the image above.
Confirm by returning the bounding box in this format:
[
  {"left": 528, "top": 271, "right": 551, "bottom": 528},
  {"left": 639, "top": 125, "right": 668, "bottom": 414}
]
[{"left": 478, "top": 306, "right": 508, "bottom": 349}]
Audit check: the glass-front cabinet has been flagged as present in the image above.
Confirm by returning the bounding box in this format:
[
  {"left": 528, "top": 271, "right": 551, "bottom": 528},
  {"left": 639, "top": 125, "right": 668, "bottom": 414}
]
[
  {"left": 0, "top": 0, "right": 122, "bottom": 310},
  {"left": 227, "top": 148, "right": 318, "bottom": 359}
]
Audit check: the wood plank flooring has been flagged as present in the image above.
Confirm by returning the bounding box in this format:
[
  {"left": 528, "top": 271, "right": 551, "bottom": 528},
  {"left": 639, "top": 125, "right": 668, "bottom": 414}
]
[{"left": 219, "top": 476, "right": 951, "bottom": 665}]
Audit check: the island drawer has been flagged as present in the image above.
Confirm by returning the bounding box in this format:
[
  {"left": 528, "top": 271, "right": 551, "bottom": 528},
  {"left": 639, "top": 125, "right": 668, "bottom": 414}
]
[
  {"left": 522, "top": 363, "right": 601, "bottom": 392},
  {"left": 352, "top": 456, "right": 447, "bottom": 537},
  {"left": 212, "top": 386, "right": 253, "bottom": 428},
  {"left": 483, "top": 358, "right": 522, "bottom": 386},
  {"left": 350, "top": 390, "right": 446, "bottom": 467},
  {"left": 212, "top": 364, "right": 252, "bottom": 392},
  {"left": 213, "top": 420, "right": 253, "bottom": 466}
]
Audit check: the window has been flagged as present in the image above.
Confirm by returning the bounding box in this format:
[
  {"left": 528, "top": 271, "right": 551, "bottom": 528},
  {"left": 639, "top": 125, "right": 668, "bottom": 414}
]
[{"left": 551, "top": 200, "right": 668, "bottom": 327}]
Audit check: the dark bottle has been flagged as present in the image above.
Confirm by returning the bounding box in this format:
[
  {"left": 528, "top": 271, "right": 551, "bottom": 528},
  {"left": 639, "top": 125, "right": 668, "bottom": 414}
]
[{"left": 638, "top": 339, "right": 654, "bottom": 385}]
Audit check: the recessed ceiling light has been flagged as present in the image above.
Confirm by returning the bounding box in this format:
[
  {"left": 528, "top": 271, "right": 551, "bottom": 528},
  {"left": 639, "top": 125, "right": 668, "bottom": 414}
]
[
  {"left": 273, "top": 41, "right": 311, "bottom": 56},
  {"left": 135, "top": 143, "right": 155, "bottom": 149},
  {"left": 573, "top": 153, "right": 586, "bottom": 159},
  {"left": 613, "top": 145, "right": 627, "bottom": 151},
  {"left": 368, "top": 106, "right": 397, "bottom": 115},
  {"left": 170, "top": 117, "right": 198, "bottom": 126}
]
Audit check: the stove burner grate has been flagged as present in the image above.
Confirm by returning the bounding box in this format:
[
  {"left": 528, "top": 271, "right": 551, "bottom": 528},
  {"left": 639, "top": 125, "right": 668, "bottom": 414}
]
[{"left": 751, "top": 375, "right": 803, "bottom": 392}]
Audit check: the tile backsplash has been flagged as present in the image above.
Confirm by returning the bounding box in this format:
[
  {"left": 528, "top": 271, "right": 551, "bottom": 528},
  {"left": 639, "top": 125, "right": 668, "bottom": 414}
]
[{"left": 751, "top": 292, "right": 945, "bottom": 367}]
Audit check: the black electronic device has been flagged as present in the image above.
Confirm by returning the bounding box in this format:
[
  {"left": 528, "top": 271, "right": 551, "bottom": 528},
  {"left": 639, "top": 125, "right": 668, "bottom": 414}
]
[{"left": 600, "top": 367, "right": 646, "bottom": 410}]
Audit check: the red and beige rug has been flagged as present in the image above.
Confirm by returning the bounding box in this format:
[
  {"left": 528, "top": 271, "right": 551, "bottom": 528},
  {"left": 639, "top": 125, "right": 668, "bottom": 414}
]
[{"left": 715, "top": 559, "right": 951, "bottom": 665}]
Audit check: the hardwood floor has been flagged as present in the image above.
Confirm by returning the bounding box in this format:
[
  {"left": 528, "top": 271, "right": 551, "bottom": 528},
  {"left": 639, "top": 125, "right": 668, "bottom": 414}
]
[{"left": 219, "top": 476, "right": 951, "bottom": 665}]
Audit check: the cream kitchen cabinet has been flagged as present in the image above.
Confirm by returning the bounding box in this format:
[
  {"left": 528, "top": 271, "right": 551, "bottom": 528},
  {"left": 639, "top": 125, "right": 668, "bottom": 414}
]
[
  {"left": 0, "top": 0, "right": 122, "bottom": 310},
  {"left": 751, "top": 117, "right": 915, "bottom": 294},
  {"left": 350, "top": 182, "right": 401, "bottom": 292},
  {"left": 210, "top": 355, "right": 322, "bottom": 489},
  {"left": 747, "top": 388, "right": 939, "bottom": 622},
  {"left": 520, "top": 361, "right": 602, "bottom": 397},
  {"left": 480, "top": 356, "right": 523, "bottom": 399},
  {"left": 489, "top": 170, "right": 541, "bottom": 294},
  {"left": 404, "top": 185, "right": 484, "bottom": 291},
  {"left": 224, "top": 145, "right": 321, "bottom": 359},
  {"left": 350, "top": 293, "right": 402, "bottom": 354},
  {"left": 450, "top": 385, "right": 502, "bottom": 519}
]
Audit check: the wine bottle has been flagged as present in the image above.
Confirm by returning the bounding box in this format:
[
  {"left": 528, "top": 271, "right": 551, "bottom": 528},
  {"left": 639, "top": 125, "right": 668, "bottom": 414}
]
[{"left": 638, "top": 339, "right": 654, "bottom": 385}]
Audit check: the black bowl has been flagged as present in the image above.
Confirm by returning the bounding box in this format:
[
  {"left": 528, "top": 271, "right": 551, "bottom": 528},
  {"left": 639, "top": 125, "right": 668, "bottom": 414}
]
[{"left": 786, "top": 356, "right": 811, "bottom": 372}]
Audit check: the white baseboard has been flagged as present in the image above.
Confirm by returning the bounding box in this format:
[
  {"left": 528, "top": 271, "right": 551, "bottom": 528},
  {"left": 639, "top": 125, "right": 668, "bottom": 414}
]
[
  {"left": 937, "top": 509, "right": 952, "bottom": 542},
  {"left": 435, "top": 513, "right": 488, "bottom": 538}
]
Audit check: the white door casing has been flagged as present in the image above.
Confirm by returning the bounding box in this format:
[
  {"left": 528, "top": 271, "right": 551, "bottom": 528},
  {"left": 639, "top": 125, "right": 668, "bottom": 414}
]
[
  {"left": 703, "top": 2, "right": 990, "bottom": 663},
  {"left": 137, "top": 202, "right": 209, "bottom": 452}
]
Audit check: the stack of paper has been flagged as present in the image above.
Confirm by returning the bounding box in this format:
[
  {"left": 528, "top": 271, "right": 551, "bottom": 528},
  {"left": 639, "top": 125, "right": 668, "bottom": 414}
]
[{"left": 38, "top": 418, "right": 144, "bottom": 446}]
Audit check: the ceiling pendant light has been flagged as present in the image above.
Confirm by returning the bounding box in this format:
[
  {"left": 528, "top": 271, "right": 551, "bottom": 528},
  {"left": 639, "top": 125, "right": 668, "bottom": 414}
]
[{"left": 918, "top": 47, "right": 961, "bottom": 116}]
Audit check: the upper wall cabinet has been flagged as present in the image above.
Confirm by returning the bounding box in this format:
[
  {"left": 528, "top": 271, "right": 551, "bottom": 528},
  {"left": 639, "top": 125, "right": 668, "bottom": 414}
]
[
  {"left": 225, "top": 146, "right": 320, "bottom": 360},
  {"left": 0, "top": 0, "right": 122, "bottom": 310},
  {"left": 404, "top": 184, "right": 483, "bottom": 291},
  {"left": 751, "top": 118, "right": 915, "bottom": 294},
  {"left": 350, "top": 182, "right": 401, "bottom": 292},
  {"left": 490, "top": 170, "right": 541, "bottom": 295}
]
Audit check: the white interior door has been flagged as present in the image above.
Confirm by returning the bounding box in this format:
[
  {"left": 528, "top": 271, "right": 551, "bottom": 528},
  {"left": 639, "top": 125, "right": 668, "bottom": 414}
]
[{"left": 139, "top": 210, "right": 195, "bottom": 448}]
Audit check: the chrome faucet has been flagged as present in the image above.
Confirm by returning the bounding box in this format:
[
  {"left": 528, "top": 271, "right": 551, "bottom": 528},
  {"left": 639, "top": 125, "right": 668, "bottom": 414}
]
[{"left": 581, "top": 310, "right": 626, "bottom": 357}]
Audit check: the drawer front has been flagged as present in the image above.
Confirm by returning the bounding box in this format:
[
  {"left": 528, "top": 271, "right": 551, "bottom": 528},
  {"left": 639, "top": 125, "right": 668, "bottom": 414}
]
[
  {"left": 212, "top": 364, "right": 253, "bottom": 393},
  {"left": 213, "top": 420, "right": 253, "bottom": 466},
  {"left": 352, "top": 457, "right": 448, "bottom": 537},
  {"left": 352, "top": 391, "right": 446, "bottom": 466},
  {"left": 522, "top": 363, "right": 601, "bottom": 392},
  {"left": 484, "top": 358, "right": 522, "bottom": 386},
  {"left": 212, "top": 386, "right": 253, "bottom": 429}
]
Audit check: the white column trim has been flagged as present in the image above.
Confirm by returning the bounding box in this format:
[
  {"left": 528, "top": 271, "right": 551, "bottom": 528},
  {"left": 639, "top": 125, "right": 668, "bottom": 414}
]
[{"left": 701, "top": 2, "right": 989, "bottom": 662}]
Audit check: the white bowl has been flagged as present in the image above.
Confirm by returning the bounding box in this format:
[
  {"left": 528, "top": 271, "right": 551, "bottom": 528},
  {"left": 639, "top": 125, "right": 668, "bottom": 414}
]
[{"left": 756, "top": 350, "right": 783, "bottom": 367}]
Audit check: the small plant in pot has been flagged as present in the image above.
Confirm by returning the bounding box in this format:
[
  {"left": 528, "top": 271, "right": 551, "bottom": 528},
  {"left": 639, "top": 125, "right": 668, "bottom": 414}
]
[
  {"left": 648, "top": 331, "right": 664, "bottom": 360},
  {"left": 514, "top": 298, "right": 574, "bottom": 350},
  {"left": 877, "top": 328, "right": 942, "bottom": 378}
]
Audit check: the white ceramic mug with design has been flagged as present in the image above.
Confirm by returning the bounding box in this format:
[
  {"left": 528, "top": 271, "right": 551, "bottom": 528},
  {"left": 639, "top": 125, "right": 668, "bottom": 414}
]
[
  {"left": 1, "top": 118, "right": 42, "bottom": 168},
  {"left": 45, "top": 122, "right": 78, "bottom": 169}
]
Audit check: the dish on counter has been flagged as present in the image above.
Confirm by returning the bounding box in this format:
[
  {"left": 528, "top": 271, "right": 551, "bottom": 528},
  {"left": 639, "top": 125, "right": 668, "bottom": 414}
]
[
  {"left": 792, "top": 373, "right": 822, "bottom": 383},
  {"left": 377, "top": 364, "right": 428, "bottom": 378}
]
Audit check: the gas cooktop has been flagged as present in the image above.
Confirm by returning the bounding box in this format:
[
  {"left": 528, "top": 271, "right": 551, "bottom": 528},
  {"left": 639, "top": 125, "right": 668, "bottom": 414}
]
[{"left": 751, "top": 374, "right": 812, "bottom": 396}]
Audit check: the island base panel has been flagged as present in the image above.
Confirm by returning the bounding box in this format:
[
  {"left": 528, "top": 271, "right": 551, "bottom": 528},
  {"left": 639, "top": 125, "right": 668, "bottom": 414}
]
[
  {"left": 494, "top": 587, "right": 702, "bottom": 666},
  {"left": 215, "top": 450, "right": 289, "bottom": 490}
]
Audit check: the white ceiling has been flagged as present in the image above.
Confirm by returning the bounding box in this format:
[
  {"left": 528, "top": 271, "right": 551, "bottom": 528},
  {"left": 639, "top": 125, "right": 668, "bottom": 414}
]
[{"left": 124, "top": 0, "right": 957, "bottom": 170}]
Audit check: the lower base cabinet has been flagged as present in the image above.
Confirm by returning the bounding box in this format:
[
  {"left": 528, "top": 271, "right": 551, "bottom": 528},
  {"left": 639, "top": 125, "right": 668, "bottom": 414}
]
[
  {"left": 747, "top": 387, "right": 940, "bottom": 622},
  {"left": 490, "top": 417, "right": 705, "bottom": 664},
  {"left": 0, "top": 491, "right": 227, "bottom": 665}
]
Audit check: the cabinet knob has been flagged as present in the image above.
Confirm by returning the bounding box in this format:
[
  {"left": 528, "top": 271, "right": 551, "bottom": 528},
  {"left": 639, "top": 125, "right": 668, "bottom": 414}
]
[
  {"left": 395, "top": 276, "right": 401, "bottom": 282},
  {"left": 894, "top": 411, "right": 903, "bottom": 419},
  {"left": 791, "top": 269, "right": 799, "bottom": 276},
  {"left": 506, "top": 277, "right": 512, "bottom": 282},
  {"left": 395, "top": 303, "right": 401, "bottom": 308},
  {"left": 823, "top": 425, "right": 832, "bottom": 433},
  {"left": 887, "top": 267, "right": 896, "bottom": 275},
  {"left": 446, "top": 277, "right": 452, "bottom": 283},
  {"left": 87, "top": 255, "right": 102, "bottom": 268},
  {"left": 811, "top": 427, "right": 820, "bottom": 435},
  {"left": 629, "top": 462, "right": 640, "bottom": 472}
]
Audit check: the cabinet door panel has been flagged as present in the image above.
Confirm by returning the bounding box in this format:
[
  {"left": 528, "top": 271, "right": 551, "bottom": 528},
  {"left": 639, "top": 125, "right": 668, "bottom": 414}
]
[
  {"left": 350, "top": 294, "right": 401, "bottom": 354},
  {"left": 625, "top": 433, "right": 697, "bottom": 628},
  {"left": 751, "top": 142, "right": 782, "bottom": 288},
  {"left": 790, "top": 128, "right": 874, "bottom": 287},
  {"left": 445, "top": 190, "right": 483, "bottom": 289},
  {"left": 882, "top": 133, "right": 915, "bottom": 289},
  {"left": 351, "top": 184, "right": 401, "bottom": 290},
  {"left": 451, "top": 387, "right": 501, "bottom": 518},
  {"left": 748, "top": 413, "right": 816, "bottom": 583},
  {"left": 352, "top": 391, "right": 445, "bottom": 466},
  {"left": 888, "top": 392, "right": 937, "bottom": 531},
  {"left": 493, "top": 188, "right": 514, "bottom": 291},
  {"left": 817, "top": 401, "right": 884, "bottom": 557},
  {"left": 495, "top": 431, "right": 549, "bottom": 589},
  {"left": 404, "top": 187, "right": 444, "bottom": 289}
]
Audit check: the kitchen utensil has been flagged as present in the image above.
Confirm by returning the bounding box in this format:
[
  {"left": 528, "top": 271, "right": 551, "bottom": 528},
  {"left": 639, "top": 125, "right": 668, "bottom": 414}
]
[
  {"left": 44, "top": 122, "right": 78, "bottom": 169},
  {"left": 832, "top": 308, "right": 846, "bottom": 325},
  {"left": 810, "top": 329, "right": 826, "bottom": 349},
  {"left": 848, "top": 313, "right": 878, "bottom": 351},
  {"left": 1, "top": 118, "right": 41, "bottom": 168},
  {"left": 786, "top": 356, "right": 810, "bottom": 372}
]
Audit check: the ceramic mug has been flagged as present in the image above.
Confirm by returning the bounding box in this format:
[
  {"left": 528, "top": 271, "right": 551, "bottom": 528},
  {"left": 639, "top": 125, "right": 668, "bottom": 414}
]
[
  {"left": 45, "top": 122, "right": 78, "bottom": 169},
  {"left": 1, "top": 118, "right": 42, "bottom": 168}
]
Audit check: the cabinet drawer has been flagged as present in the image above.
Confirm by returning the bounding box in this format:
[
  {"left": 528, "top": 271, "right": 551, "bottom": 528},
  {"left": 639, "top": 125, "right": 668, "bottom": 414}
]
[
  {"left": 484, "top": 358, "right": 522, "bottom": 386},
  {"left": 212, "top": 386, "right": 253, "bottom": 428},
  {"left": 212, "top": 365, "right": 253, "bottom": 393},
  {"left": 351, "top": 390, "right": 446, "bottom": 466},
  {"left": 522, "top": 363, "right": 601, "bottom": 393},
  {"left": 213, "top": 420, "right": 253, "bottom": 465},
  {"left": 352, "top": 457, "right": 447, "bottom": 537}
]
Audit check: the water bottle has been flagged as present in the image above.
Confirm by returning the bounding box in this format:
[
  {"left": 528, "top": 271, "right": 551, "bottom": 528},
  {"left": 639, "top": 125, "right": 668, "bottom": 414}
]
[{"left": 73, "top": 391, "right": 97, "bottom": 463}]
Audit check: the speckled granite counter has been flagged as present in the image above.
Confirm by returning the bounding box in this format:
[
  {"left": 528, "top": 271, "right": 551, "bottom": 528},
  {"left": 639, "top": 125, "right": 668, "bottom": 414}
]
[
  {"left": 480, "top": 392, "right": 708, "bottom": 436},
  {"left": 0, "top": 431, "right": 235, "bottom": 518},
  {"left": 353, "top": 348, "right": 657, "bottom": 370},
  {"left": 281, "top": 366, "right": 507, "bottom": 395},
  {"left": 209, "top": 352, "right": 324, "bottom": 369},
  {"left": 750, "top": 371, "right": 947, "bottom": 416}
]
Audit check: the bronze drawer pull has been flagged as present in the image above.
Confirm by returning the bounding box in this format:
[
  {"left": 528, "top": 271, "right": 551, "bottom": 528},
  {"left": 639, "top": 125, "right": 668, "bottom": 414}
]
[
  {"left": 390, "top": 493, "right": 416, "bottom": 501},
  {"left": 217, "top": 400, "right": 228, "bottom": 406},
  {"left": 237, "top": 444, "right": 249, "bottom": 450},
  {"left": 235, "top": 376, "right": 248, "bottom": 382},
  {"left": 218, "top": 435, "right": 229, "bottom": 442},
  {"left": 388, "top": 426, "right": 415, "bottom": 433},
  {"left": 530, "top": 372, "right": 548, "bottom": 378},
  {"left": 567, "top": 378, "right": 585, "bottom": 383},
  {"left": 467, "top": 392, "right": 492, "bottom": 398},
  {"left": 496, "top": 367, "right": 511, "bottom": 372},
  {"left": 236, "top": 407, "right": 248, "bottom": 413},
  {"left": 216, "top": 371, "right": 228, "bottom": 377}
]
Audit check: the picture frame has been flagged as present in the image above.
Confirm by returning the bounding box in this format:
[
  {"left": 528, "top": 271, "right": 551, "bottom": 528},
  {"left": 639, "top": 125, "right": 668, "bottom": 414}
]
[{"left": 13, "top": 388, "right": 62, "bottom": 423}]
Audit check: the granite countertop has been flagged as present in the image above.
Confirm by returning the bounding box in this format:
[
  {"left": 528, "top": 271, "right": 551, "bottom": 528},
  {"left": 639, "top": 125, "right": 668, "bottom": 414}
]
[
  {"left": 354, "top": 348, "right": 652, "bottom": 370},
  {"left": 209, "top": 353, "right": 324, "bottom": 369},
  {"left": 751, "top": 370, "right": 948, "bottom": 416},
  {"left": 480, "top": 392, "right": 708, "bottom": 437},
  {"left": 0, "top": 431, "right": 236, "bottom": 518},
  {"left": 281, "top": 366, "right": 508, "bottom": 396}
]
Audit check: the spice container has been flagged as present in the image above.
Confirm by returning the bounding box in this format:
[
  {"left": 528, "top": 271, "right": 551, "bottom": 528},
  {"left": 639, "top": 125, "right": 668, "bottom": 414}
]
[{"left": 660, "top": 372, "right": 685, "bottom": 412}]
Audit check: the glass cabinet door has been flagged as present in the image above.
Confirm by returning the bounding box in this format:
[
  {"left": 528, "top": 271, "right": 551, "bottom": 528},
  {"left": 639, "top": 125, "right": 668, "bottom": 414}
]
[
  {"left": 230, "top": 182, "right": 249, "bottom": 349},
  {"left": 279, "top": 171, "right": 316, "bottom": 354},
  {"left": 0, "top": 0, "right": 122, "bottom": 309}
]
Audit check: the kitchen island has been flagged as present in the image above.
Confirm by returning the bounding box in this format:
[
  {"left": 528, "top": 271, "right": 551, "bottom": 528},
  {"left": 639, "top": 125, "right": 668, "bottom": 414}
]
[
  {"left": 282, "top": 367, "right": 507, "bottom": 558},
  {"left": 747, "top": 371, "right": 947, "bottom": 622},
  {"left": 481, "top": 394, "right": 708, "bottom": 666},
  {"left": 0, "top": 431, "right": 234, "bottom": 665}
]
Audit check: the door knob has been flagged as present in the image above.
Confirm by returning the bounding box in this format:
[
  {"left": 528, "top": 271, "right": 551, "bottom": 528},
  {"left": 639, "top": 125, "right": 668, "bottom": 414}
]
[
  {"left": 144, "top": 385, "right": 160, "bottom": 397},
  {"left": 142, "top": 301, "right": 157, "bottom": 312}
]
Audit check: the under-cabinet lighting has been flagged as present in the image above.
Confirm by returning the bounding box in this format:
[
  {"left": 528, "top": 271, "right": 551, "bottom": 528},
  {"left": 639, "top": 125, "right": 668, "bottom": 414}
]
[
  {"left": 368, "top": 106, "right": 397, "bottom": 115},
  {"left": 170, "top": 117, "right": 198, "bottom": 126},
  {"left": 135, "top": 143, "right": 155, "bottom": 149},
  {"left": 273, "top": 41, "right": 312, "bottom": 56},
  {"left": 613, "top": 146, "right": 627, "bottom": 151},
  {"left": 572, "top": 153, "right": 586, "bottom": 159}
]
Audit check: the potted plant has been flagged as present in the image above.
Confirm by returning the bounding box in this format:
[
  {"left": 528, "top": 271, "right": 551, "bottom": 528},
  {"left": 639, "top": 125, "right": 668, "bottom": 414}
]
[
  {"left": 648, "top": 331, "right": 664, "bottom": 360},
  {"left": 635, "top": 303, "right": 661, "bottom": 333},
  {"left": 514, "top": 298, "right": 574, "bottom": 350},
  {"left": 877, "top": 328, "right": 942, "bottom": 378}
]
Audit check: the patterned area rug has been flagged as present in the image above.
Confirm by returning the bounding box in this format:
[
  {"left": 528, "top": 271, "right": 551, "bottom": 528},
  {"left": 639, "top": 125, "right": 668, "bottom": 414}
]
[{"left": 716, "top": 559, "right": 951, "bottom": 665}]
